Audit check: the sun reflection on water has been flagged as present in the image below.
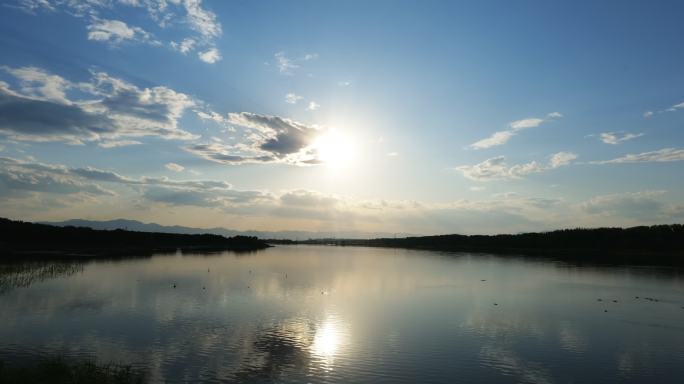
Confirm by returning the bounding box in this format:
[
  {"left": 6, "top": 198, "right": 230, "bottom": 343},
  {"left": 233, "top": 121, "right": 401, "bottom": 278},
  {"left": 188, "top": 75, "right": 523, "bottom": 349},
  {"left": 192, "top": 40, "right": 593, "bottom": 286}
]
[{"left": 310, "top": 316, "right": 345, "bottom": 370}]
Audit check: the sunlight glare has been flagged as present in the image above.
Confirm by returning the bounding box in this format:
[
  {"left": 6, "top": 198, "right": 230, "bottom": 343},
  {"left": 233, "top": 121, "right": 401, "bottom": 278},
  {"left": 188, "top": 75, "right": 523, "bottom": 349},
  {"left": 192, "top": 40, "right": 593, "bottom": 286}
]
[
  {"left": 313, "top": 129, "right": 356, "bottom": 169},
  {"left": 311, "top": 320, "right": 340, "bottom": 359}
]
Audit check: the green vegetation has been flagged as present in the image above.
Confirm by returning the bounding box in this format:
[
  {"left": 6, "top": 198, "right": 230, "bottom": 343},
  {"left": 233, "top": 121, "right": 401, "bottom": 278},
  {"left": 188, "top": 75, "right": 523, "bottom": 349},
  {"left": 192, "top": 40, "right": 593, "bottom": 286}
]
[
  {"left": 0, "top": 358, "right": 144, "bottom": 384},
  {"left": 0, "top": 218, "right": 270, "bottom": 259}
]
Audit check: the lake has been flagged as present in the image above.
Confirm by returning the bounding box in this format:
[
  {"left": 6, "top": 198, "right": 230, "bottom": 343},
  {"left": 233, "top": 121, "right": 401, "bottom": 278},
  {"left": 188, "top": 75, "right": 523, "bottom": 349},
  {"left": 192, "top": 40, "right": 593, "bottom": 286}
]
[{"left": 1, "top": 245, "right": 684, "bottom": 383}]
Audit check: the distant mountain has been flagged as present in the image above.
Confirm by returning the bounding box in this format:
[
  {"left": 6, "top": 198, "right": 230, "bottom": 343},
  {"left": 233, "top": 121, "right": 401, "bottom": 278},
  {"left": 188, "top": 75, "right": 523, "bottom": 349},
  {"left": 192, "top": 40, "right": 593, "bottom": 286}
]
[{"left": 41, "top": 219, "right": 411, "bottom": 240}]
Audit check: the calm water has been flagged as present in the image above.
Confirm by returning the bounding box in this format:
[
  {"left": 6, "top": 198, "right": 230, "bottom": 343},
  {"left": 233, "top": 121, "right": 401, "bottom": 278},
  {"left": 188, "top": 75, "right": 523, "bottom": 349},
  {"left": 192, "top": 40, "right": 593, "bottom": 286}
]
[{"left": 1, "top": 245, "right": 684, "bottom": 383}]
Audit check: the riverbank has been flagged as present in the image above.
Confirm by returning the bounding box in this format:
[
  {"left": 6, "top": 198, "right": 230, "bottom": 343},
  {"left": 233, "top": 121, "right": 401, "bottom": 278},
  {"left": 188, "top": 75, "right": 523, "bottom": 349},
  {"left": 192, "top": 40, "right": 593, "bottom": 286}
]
[
  {"left": 269, "top": 224, "right": 684, "bottom": 265},
  {"left": 0, "top": 218, "right": 270, "bottom": 260}
]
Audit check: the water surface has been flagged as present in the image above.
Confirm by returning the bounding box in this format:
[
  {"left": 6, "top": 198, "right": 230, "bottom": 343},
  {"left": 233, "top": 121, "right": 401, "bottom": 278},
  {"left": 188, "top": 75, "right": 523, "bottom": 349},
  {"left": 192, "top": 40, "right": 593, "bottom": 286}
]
[{"left": 1, "top": 245, "right": 684, "bottom": 383}]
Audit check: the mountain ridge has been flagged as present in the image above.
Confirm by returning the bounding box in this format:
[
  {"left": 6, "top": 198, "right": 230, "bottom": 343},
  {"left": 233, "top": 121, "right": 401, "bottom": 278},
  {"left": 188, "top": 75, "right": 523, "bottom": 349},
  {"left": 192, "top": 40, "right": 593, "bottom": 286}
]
[{"left": 41, "top": 219, "right": 412, "bottom": 240}]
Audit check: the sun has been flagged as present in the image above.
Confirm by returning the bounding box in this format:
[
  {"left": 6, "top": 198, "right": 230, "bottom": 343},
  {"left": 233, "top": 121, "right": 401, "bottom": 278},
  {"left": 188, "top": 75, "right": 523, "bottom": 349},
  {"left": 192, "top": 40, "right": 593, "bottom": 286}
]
[{"left": 312, "top": 129, "right": 356, "bottom": 169}]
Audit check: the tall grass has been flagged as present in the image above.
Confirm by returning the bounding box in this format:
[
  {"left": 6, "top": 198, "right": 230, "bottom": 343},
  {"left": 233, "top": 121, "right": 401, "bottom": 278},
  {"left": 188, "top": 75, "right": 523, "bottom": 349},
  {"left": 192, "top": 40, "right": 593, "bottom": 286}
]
[{"left": 0, "top": 357, "right": 145, "bottom": 384}]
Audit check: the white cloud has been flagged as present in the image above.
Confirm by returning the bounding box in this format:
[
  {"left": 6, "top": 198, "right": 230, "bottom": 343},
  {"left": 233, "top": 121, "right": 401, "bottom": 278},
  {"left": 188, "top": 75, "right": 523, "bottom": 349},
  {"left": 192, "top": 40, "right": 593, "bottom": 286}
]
[
  {"left": 165, "top": 162, "right": 185, "bottom": 172},
  {"left": 469, "top": 112, "right": 562, "bottom": 149},
  {"left": 387, "top": 152, "right": 399, "bottom": 157},
  {"left": 14, "top": 0, "right": 222, "bottom": 63},
  {"left": 667, "top": 101, "right": 684, "bottom": 112},
  {"left": 87, "top": 19, "right": 157, "bottom": 45},
  {"left": 0, "top": 66, "right": 197, "bottom": 144},
  {"left": 2, "top": 66, "right": 72, "bottom": 103},
  {"left": 549, "top": 152, "right": 578, "bottom": 168},
  {"left": 184, "top": 112, "right": 322, "bottom": 166},
  {"left": 643, "top": 111, "right": 654, "bottom": 118},
  {"left": 303, "top": 53, "right": 319, "bottom": 60},
  {"left": 592, "top": 148, "right": 684, "bottom": 164},
  {"left": 285, "top": 93, "right": 303, "bottom": 104},
  {"left": 307, "top": 101, "right": 320, "bottom": 111},
  {"left": 274, "top": 52, "right": 298, "bottom": 74},
  {"left": 338, "top": 81, "right": 351, "bottom": 87},
  {"left": 195, "top": 110, "right": 225, "bottom": 122},
  {"left": 469, "top": 131, "right": 515, "bottom": 150},
  {"left": 599, "top": 132, "right": 644, "bottom": 145},
  {"left": 182, "top": 0, "right": 222, "bottom": 39},
  {"left": 14, "top": 0, "right": 54, "bottom": 13},
  {"left": 509, "top": 118, "right": 545, "bottom": 130},
  {"left": 171, "top": 38, "right": 197, "bottom": 54},
  {"left": 198, "top": 47, "right": 221, "bottom": 63},
  {"left": 98, "top": 140, "right": 142, "bottom": 148},
  {"left": 456, "top": 151, "right": 577, "bottom": 181}
]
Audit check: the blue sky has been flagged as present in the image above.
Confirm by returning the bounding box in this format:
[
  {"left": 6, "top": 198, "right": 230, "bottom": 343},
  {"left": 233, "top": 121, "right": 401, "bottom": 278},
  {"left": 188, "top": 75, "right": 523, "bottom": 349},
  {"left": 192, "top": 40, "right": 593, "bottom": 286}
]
[{"left": 1, "top": 0, "right": 683, "bottom": 235}]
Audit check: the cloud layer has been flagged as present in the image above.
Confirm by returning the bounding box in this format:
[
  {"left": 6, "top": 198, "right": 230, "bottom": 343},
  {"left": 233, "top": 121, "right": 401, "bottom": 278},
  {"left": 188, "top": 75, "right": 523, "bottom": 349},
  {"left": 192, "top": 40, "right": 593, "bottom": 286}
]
[{"left": 3, "top": 156, "right": 682, "bottom": 235}]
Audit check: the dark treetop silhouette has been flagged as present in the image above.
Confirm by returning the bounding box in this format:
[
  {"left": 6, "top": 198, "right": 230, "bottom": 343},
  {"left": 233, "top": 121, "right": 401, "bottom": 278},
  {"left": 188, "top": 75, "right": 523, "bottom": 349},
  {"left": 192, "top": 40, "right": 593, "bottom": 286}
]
[
  {"left": 270, "top": 224, "right": 684, "bottom": 265},
  {"left": 0, "top": 218, "right": 269, "bottom": 259}
]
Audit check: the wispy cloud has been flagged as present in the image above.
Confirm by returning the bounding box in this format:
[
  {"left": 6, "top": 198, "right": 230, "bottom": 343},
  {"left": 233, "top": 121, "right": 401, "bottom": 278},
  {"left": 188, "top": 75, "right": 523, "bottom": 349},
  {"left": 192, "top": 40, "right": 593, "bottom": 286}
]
[
  {"left": 591, "top": 148, "right": 684, "bottom": 164},
  {"left": 165, "top": 163, "right": 185, "bottom": 172},
  {"left": 87, "top": 18, "right": 159, "bottom": 45},
  {"left": 307, "top": 101, "right": 320, "bottom": 111},
  {"left": 274, "top": 52, "right": 298, "bottom": 74},
  {"left": 97, "top": 140, "right": 142, "bottom": 149},
  {"left": 456, "top": 151, "right": 576, "bottom": 181},
  {"left": 273, "top": 51, "right": 318, "bottom": 75},
  {"left": 285, "top": 93, "right": 303, "bottom": 104},
  {"left": 170, "top": 38, "right": 196, "bottom": 54},
  {"left": 469, "top": 112, "right": 562, "bottom": 150},
  {"left": 599, "top": 132, "right": 644, "bottom": 145},
  {"left": 644, "top": 100, "right": 684, "bottom": 117}
]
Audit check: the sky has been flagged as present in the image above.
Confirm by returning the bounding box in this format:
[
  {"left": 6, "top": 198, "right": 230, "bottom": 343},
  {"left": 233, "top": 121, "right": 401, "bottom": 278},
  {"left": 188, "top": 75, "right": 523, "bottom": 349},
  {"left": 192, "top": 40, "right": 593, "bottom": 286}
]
[{"left": 0, "top": 0, "right": 683, "bottom": 235}]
